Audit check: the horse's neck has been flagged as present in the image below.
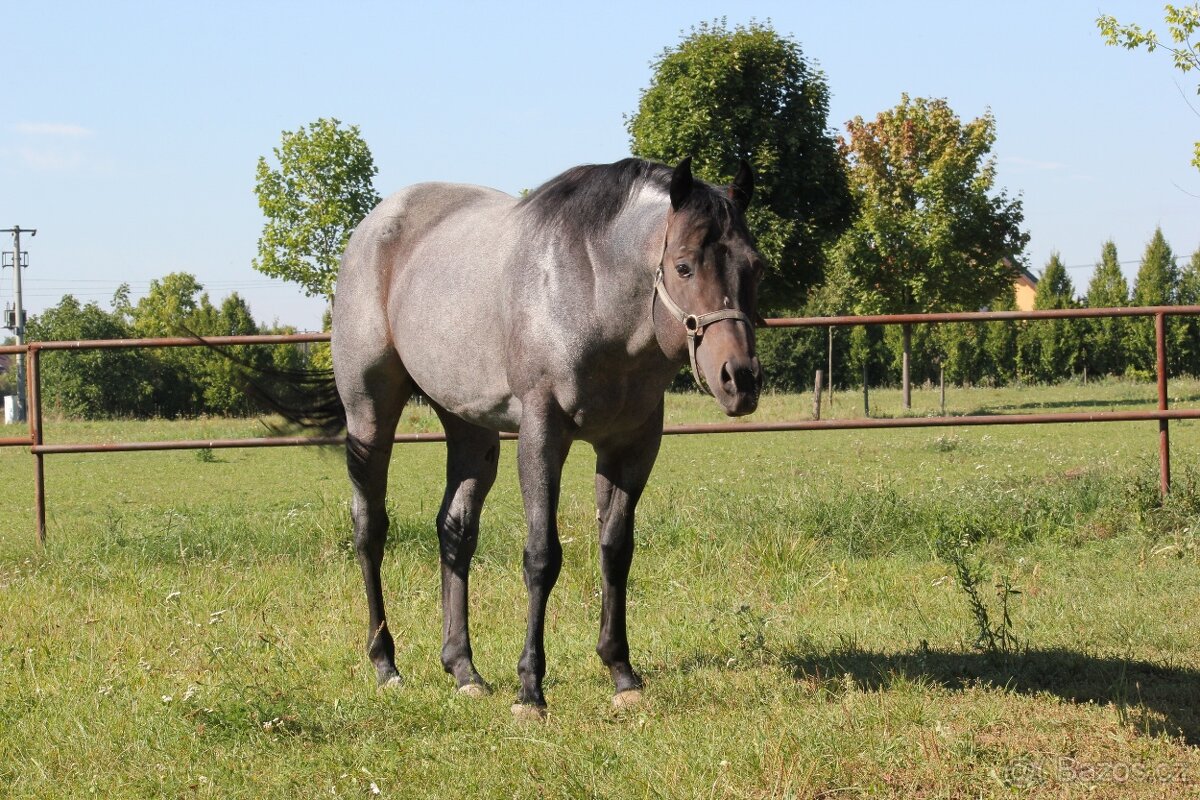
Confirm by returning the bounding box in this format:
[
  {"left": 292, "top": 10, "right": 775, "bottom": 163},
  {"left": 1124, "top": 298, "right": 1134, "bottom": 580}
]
[
  {"left": 605, "top": 186, "right": 670, "bottom": 273},
  {"left": 586, "top": 187, "right": 670, "bottom": 354}
]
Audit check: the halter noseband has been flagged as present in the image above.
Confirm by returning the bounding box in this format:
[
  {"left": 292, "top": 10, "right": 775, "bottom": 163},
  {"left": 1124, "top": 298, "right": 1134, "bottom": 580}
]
[{"left": 652, "top": 265, "right": 754, "bottom": 397}]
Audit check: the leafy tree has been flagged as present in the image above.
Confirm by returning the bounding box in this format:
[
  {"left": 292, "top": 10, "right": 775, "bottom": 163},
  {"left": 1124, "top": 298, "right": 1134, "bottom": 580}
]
[
  {"left": 25, "top": 296, "right": 154, "bottom": 418},
  {"left": 1127, "top": 228, "right": 1179, "bottom": 374},
  {"left": 1176, "top": 247, "right": 1200, "bottom": 373},
  {"left": 831, "top": 94, "right": 1029, "bottom": 406},
  {"left": 1016, "top": 253, "right": 1083, "bottom": 382},
  {"left": 253, "top": 118, "right": 381, "bottom": 298},
  {"left": 1083, "top": 241, "right": 1130, "bottom": 377},
  {"left": 981, "top": 286, "right": 1019, "bottom": 384},
  {"left": 936, "top": 323, "right": 987, "bottom": 387},
  {"left": 1098, "top": 4, "right": 1200, "bottom": 170},
  {"left": 129, "top": 273, "right": 212, "bottom": 415},
  {"left": 755, "top": 281, "right": 849, "bottom": 392},
  {"left": 131, "top": 273, "right": 279, "bottom": 417},
  {"left": 200, "top": 293, "right": 263, "bottom": 415},
  {"left": 627, "top": 19, "right": 851, "bottom": 309}
]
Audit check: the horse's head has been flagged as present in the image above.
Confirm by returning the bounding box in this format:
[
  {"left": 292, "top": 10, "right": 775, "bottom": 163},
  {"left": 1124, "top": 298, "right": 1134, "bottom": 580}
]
[{"left": 654, "top": 158, "right": 764, "bottom": 416}]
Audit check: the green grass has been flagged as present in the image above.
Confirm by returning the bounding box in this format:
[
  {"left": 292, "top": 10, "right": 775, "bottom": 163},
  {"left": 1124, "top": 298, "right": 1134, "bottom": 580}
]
[{"left": 2, "top": 380, "right": 1200, "bottom": 797}]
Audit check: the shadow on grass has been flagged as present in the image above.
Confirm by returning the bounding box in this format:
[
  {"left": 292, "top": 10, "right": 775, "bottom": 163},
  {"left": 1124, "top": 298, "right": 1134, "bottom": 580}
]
[
  {"left": 962, "top": 392, "right": 1200, "bottom": 415},
  {"left": 781, "top": 645, "right": 1200, "bottom": 744}
]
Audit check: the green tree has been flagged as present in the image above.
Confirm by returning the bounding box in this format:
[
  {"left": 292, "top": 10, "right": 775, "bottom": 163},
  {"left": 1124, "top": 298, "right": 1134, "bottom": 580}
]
[
  {"left": 1176, "top": 247, "right": 1200, "bottom": 374},
  {"left": 627, "top": 19, "right": 851, "bottom": 309},
  {"left": 936, "top": 323, "right": 986, "bottom": 387},
  {"left": 253, "top": 118, "right": 381, "bottom": 299},
  {"left": 25, "top": 296, "right": 154, "bottom": 418},
  {"left": 1083, "top": 240, "right": 1130, "bottom": 377},
  {"left": 981, "top": 286, "right": 1019, "bottom": 384},
  {"left": 131, "top": 273, "right": 276, "bottom": 417},
  {"left": 830, "top": 94, "right": 1029, "bottom": 406},
  {"left": 1098, "top": 4, "right": 1200, "bottom": 170},
  {"left": 130, "top": 273, "right": 212, "bottom": 416},
  {"left": 1017, "top": 253, "right": 1083, "bottom": 382},
  {"left": 1128, "top": 228, "right": 1179, "bottom": 374},
  {"left": 199, "top": 293, "right": 263, "bottom": 415}
]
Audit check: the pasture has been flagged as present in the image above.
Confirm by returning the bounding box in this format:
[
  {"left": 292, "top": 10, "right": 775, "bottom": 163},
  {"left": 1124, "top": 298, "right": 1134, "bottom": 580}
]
[{"left": 3, "top": 380, "right": 1200, "bottom": 798}]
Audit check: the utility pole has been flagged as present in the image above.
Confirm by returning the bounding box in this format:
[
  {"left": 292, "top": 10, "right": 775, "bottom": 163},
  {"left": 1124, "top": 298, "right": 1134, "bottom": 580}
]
[{"left": 3, "top": 225, "right": 35, "bottom": 423}]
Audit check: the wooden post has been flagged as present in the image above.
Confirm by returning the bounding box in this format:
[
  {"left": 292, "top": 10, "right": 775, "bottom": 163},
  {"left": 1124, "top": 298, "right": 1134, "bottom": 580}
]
[
  {"left": 939, "top": 365, "right": 946, "bottom": 416},
  {"left": 827, "top": 326, "right": 834, "bottom": 412},
  {"left": 862, "top": 362, "right": 869, "bottom": 417},
  {"left": 813, "top": 369, "right": 823, "bottom": 421}
]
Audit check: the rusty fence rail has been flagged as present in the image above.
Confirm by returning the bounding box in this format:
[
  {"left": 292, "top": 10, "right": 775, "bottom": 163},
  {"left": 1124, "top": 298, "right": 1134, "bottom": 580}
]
[{"left": 3, "top": 306, "right": 1200, "bottom": 546}]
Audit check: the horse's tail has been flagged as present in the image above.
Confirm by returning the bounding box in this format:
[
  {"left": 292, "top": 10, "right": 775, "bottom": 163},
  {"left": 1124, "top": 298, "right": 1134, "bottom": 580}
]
[
  {"left": 185, "top": 331, "right": 347, "bottom": 439},
  {"left": 240, "top": 361, "right": 347, "bottom": 440}
]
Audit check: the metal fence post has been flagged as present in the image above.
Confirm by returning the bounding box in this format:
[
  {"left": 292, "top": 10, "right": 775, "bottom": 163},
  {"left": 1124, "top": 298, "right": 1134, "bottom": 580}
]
[{"left": 1156, "top": 312, "right": 1170, "bottom": 499}]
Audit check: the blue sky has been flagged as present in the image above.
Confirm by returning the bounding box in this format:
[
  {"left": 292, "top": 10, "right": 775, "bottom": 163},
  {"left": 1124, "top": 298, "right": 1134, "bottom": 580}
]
[{"left": 2, "top": 1, "right": 1197, "bottom": 330}]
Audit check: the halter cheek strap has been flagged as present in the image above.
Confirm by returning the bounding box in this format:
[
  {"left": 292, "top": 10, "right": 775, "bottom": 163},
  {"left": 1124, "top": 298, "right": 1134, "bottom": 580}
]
[{"left": 653, "top": 266, "right": 753, "bottom": 397}]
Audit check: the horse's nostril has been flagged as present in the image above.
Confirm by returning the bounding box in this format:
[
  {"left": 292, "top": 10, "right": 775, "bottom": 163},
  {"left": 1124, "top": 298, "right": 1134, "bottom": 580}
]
[{"left": 720, "top": 361, "right": 734, "bottom": 390}]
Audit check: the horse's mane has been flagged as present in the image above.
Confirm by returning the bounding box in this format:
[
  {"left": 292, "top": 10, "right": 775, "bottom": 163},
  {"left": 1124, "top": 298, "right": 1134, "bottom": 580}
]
[{"left": 518, "top": 157, "right": 733, "bottom": 240}]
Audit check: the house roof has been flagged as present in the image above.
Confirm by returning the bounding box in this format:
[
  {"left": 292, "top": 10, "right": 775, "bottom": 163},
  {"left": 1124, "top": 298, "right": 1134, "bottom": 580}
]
[{"left": 1003, "top": 256, "right": 1038, "bottom": 286}]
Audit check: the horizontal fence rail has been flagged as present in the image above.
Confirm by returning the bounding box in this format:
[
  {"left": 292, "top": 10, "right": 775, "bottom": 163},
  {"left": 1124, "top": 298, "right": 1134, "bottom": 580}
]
[{"left": 2, "top": 306, "right": 1195, "bottom": 545}]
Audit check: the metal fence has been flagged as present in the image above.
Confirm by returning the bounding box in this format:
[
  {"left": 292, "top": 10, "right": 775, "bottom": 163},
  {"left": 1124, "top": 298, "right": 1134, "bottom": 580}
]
[{"left": 4, "top": 305, "right": 1200, "bottom": 546}]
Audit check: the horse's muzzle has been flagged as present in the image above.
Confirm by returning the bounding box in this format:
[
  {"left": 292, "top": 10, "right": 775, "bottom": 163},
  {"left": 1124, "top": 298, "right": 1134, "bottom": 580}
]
[{"left": 717, "top": 355, "right": 762, "bottom": 416}]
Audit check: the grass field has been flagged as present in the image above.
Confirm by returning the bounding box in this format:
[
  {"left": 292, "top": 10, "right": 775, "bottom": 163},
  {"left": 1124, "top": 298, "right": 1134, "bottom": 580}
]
[{"left": 3, "top": 379, "right": 1200, "bottom": 798}]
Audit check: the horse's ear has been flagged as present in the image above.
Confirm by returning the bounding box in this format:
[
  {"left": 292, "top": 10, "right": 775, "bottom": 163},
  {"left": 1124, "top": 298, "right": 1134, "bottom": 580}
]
[
  {"left": 669, "top": 157, "right": 693, "bottom": 211},
  {"left": 729, "top": 159, "right": 754, "bottom": 212}
]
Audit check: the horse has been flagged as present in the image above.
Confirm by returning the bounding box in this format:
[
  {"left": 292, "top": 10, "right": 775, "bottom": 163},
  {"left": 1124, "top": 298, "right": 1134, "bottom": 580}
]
[{"left": 322, "top": 156, "right": 764, "bottom": 717}]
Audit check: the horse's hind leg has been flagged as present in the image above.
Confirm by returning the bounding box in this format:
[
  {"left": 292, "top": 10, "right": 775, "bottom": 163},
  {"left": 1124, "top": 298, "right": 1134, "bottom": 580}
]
[
  {"left": 340, "top": 352, "right": 412, "bottom": 687},
  {"left": 432, "top": 407, "right": 499, "bottom": 695}
]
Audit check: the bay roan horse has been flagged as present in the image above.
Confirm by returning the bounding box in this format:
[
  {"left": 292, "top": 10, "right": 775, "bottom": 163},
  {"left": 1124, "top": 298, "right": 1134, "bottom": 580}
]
[{"left": 328, "top": 157, "right": 764, "bottom": 717}]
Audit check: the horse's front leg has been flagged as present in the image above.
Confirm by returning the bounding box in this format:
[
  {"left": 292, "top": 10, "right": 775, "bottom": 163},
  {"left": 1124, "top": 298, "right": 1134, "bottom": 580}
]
[
  {"left": 513, "top": 394, "right": 572, "bottom": 717},
  {"left": 593, "top": 403, "right": 663, "bottom": 707}
]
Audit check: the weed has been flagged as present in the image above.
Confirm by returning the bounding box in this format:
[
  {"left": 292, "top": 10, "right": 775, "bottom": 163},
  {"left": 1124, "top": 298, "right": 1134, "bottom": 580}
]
[
  {"left": 195, "top": 447, "right": 217, "bottom": 463},
  {"left": 935, "top": 527, "right": 1021, "bottom": 656},
  {"left": 734, "top": 604, "right": 770, "bottom": 664},
  {"left": 931, "top": 433, "right": 960, "bottom": 452}
]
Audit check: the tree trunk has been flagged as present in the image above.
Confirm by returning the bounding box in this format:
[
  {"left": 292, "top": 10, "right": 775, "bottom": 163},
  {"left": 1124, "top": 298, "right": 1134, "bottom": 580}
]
[{"left": 902, "top": 323, "right": 912, "bottom": 410}]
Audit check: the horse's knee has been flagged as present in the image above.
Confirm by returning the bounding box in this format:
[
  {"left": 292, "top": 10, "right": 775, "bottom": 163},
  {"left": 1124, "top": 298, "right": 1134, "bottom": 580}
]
[
  {"left": 437, "top": 504, "right": 481, "bottom": 568},
  {"left": 598, "top": 520, "right": 634, "bottom": 570},
  {"left": 522, "top": 538, "right": 563, "bottom": 587},
  {"left": 353, "top": 507, "right": 389, "bottom": 560}
]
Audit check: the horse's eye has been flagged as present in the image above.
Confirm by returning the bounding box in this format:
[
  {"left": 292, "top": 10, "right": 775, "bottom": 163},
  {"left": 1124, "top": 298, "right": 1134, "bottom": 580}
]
[{"left": 675, "top": 263, "right": 692, "bottom": 278}]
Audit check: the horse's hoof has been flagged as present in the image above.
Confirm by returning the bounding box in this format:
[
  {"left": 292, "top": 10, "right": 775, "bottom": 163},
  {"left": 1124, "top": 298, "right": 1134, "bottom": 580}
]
[
  {"left": 510, "top": 702, "right": 548, "bottom": 721},
  {"left": 378, "top": 674, "right": 403, "bottom": 690},
  {"left": 458, "top": 683, "right": 490, "bottom": 699},
  {"left": 612, "top": 689, "right": 643, "bottom": 709}
]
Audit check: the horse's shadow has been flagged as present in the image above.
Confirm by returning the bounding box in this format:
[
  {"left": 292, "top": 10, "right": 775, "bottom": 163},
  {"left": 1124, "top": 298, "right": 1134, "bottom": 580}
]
[
  {"left": 773, "top": 645, "right": 1200, "bottom": 744},
  {"left": 962, "top": 393, "right": 1200, "bottom": 415}
]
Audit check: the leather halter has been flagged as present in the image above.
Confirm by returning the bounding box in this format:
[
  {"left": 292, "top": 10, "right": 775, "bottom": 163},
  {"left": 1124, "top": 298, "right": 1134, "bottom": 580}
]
[{"left": 653, "top": 265, "right": 754, "bottom": 397}]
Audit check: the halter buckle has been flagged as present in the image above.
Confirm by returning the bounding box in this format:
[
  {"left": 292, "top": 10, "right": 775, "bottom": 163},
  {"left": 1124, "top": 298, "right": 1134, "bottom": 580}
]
[{"left": 683, "top": 315, "right": 702, "bottom": 337}]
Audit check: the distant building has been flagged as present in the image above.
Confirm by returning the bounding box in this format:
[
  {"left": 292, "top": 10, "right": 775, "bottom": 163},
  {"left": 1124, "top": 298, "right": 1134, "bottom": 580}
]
[{"left": 1013, "top": 265, "right": 1039, "bottom": 311}]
